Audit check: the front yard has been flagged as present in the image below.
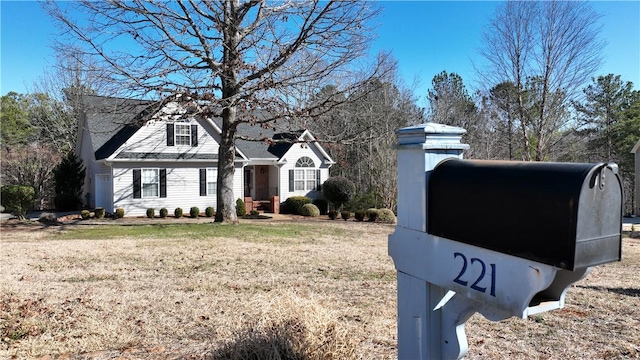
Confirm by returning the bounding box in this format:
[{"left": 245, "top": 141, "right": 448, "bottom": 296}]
[{"left": 1, "top": 220, "right": 639, "bottom": 359}]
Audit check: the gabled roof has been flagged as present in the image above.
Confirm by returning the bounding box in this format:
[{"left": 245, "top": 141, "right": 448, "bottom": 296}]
[
  {"left": 82, "top": 95, "right": 155, "bottom": 160},
  {"left": 81, "top": 95, "right": 333, "bottom": 163}
]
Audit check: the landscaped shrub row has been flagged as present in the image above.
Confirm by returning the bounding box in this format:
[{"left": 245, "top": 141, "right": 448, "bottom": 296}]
[
  {"left": 145, "top": 206, "right": 216, "bottom": 219},
  {"left": 79, "top": 206, "right": 216, "bottom": 220},
  {"left": 325, "top": 207, "right": 396, "bottom": 224}
]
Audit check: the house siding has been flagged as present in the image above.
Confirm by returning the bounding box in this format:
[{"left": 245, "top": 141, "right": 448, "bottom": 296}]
[
  {"left": 78, "top": 121, "right": 111, "bottom": 208},
  {"left": 112, "top": 162, "right": 243, "bottom": 216},
  {"left": 279, "top": 143, "right": 329, "bottom": 201},
  {"left": 114, "top": 119, "right": 220, "bottom": 158}
]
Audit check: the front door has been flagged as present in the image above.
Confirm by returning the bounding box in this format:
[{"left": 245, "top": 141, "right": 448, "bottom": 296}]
[{"left": 255, "top": 165, "right": 269, "bottom": 200}]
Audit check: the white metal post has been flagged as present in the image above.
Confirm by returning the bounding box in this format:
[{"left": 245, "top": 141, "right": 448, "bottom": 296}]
[{"left": 393, "top": 123, "right": 469, "bottom": 360}]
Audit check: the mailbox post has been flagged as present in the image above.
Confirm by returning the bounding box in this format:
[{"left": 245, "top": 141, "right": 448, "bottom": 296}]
[{"left": 389, "top": 123, "right": 622, "bottom": 360}]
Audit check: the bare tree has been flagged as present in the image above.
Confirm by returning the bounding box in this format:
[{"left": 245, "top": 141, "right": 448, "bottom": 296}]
[
  {"left": 1, "top": 144, "right": 61, "bottom": 209},
  {"left": 304, "top": 61, "right": 423, "bottom": 210},
  {"left": 478, "top": 0, "right": 604, "bottom": 161},
  {"left": 45, "top": 0, "right": 386, "bottom": 223}
]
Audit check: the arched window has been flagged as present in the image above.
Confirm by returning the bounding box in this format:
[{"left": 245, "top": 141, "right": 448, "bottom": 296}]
[
  {"left": 295, "top": 156, "right": 315, "bottom": 167},
  {"left": 293, "top": 156, "right": 317, "bottom": 191}
]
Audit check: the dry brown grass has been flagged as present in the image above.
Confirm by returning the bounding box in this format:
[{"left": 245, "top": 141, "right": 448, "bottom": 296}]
[{"left": 0, "top": 220, "right": 639, "bottom": 359}]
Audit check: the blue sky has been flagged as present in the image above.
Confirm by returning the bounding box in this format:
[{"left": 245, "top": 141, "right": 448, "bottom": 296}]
[{"left": 2, "top": 1, "right": 639, "bottom": 106}]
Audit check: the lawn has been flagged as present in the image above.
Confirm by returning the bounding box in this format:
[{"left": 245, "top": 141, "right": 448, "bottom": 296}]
[{"left": 1, "top": 220, "right": 639, "bottom": 359}]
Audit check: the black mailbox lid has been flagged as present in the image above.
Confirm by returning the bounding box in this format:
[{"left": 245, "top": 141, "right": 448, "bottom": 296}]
[{"left": 427, "top": 159, "right": 622, "bottom": 270}]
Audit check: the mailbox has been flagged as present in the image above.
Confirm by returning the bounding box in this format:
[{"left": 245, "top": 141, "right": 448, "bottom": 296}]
[{"left": 428, "top": 159, "right": 622, "bottom": 270}]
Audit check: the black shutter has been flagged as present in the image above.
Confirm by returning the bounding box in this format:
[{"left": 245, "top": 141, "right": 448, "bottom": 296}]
[
  {"left": 160, "top": 169, "right": 167, "bottom": 198},
  {"left": 289, "top": 169, "right": 294, "bottom": 192},
  {"left": 316, "top": 170, "right": 322, "bottom": 191},
  {"left": 166, "top": 124, "right": 174, "bottom": 146},
  {"left": 133, "top": 169, "right": 141, "bottom": 199},
  {"left": 200, "top": 169, "right": 207, "bottom": 196},
  {"left": 191, "top": 125, "right": 198, "bottom": 146}
]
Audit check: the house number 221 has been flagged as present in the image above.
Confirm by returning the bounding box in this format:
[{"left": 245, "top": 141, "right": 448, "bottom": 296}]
[{"left": 453, "top": 252, "right": 496, "bottom": 297}]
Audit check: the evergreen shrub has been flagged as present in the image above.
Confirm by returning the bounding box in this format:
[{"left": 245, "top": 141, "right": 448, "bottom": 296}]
[
  {"left": 53, "top": 152, "right": 85, "bottom": 211},
  {"left": 354, "top": 210, "right": 366, "bottom": 222},
  {"left": 341, "top": 211, "right": 351, "bottom": 221},
  {"left": 322, "top": 177, "right": 355, "bottom": 211},
  {"left": 328, "top": 210, "right": 338, "bottom": 220},
  {"left": 205, "top": 206, "right": 215, "bottom": 217},
  {"left": 312, "top": 198, "right": 329, "bottom": 215},
  {"left": 0, "top": 185, "right": 35, "bottom": 219},
  {"left": 159, "top": 208, "right": 169, "bottom": 218},
  {"left": 300, "top": 203, "right": 320, "bottom": 217},
  {"left": 285, "top": 196, "right": 312, "bottom": 215},
  {"left": 174, "top": 207, "right": 183, "bottom": 218},
  {"left": 345, "top": 191, "right": 379, "bottom": 212},
  {"left": 366, "top": 208, "right": 379, "bottom": 222},
  {"left": 114, "top": 208, "right": 125, "bottom": 219},
  {"left": 146, "top": 208, "right": 155, "bottom": 219},
  {"left": 236, "top": 198, "right": 246, "bottom": 216},
  {"left": 190, "top": 206, "right": 200, "bottom": 218},
  {"left": 95, "top": 207, "right": 105, "bottom": 219},
  {"left": 378, "top": 208, "right": 396, "bottom": 224},
  {"left": 81, "top": 210, "right": 90, "bottom": 220}
]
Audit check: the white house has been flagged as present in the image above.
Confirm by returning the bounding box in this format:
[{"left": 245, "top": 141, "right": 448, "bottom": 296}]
[
  {"left": 75, "top": 95, "right": 334, "bottom": 216},
  {"left": 632, "top": 139, "right": 640, "bottom": 216}
]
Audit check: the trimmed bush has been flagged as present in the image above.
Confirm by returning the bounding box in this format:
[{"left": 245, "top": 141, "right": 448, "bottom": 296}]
[
  {"left": 236, "top": 198, "right": 246, "bottom": 216},
  {"left": 250, "top": 209, "right": 260, "bottom": 216},
  {"left": 80, "top": 210, "right": 90, "bottom": 220},
  {"left": 174, "top": 207, "right": 183, "bottom": 218},
  {"left": 328, "top": 209, "right": 338, "bottom": 220},
  {"left": 285, "top": 196, "right": 312, "bottom": 215},
  {"left": 366, "top": 208, "right": 379, "bottom": 222},
  {"left": 322, "top": 177, "right": 355, "bottom": 211},
  {"left": 300, "top": 203, "right": 320, "bottom": 217},
  {"left": 378, "top": 208, "right": 397, "bottom": 224},
  {"left": 312, "top": 198, "right": 329, "bottom": 215},
  {"left": 354, "top": 210, "right": 366, "bottom": 222},
  {"left": 190, "top": 206, "right": 200, "bottom": 218},
  {"left": 205, "top": 206, "right": 215, "bottom": 217},
  {"left": 146, "top": 208, "right": 155, "bottom": 219},
  {"left": 0, "top": 185, "right": 35, "bottom": 219},
  {"left": 95, "top": 207, "right": 105, "bottom": 219},
  {"left": 159, "top": 208, "right": 169, "bottom": 218},
  {"left": 341, "top": 211, "right": 351, "bottom": 221},
  {"left": 114, "top": 208, "right": 125, "bottom": 219}
]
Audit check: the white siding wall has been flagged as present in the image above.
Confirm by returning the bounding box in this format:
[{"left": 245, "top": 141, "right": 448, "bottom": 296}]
[
  {"left": 112, "top": 162, "right": 243, "bottom": 217},
  {"left": 116, "top": 119, "right": 220, "bottom": 156},
  {"left": 79, "top": 123, "right": 111, "bottom": 208},
  {"left": 279, "top": 144, "right": 329, "bottom": 201}
]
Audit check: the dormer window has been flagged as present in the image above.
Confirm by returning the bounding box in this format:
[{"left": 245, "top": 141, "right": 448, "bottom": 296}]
[
  {"left": 175, "top": 124, "right": 191, "bottom": 145},
  {"left": 166, "top": 123, "right": 198, "bottom": 147}
]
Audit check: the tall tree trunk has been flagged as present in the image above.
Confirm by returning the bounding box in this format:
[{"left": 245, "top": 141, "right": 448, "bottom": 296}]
[
  {"left": 215, "top": 108, "right": 238, "bottom": 223},
  {"left": 215, "top": 0, "right": 240, "bottom": 223}
]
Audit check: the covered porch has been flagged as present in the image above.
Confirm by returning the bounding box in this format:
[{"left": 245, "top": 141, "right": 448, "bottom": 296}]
[{"left": 243, "top": 164, "right": 280, "bottom": 213}]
